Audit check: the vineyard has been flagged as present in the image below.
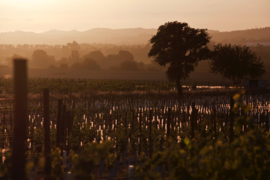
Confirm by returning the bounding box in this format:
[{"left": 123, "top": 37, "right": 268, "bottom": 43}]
[
  {"left": 1, "top": 61, "right": 270, "bottom": 180},
  {"left": 1, "top": 77, "right": 267, "bottom": 98}
]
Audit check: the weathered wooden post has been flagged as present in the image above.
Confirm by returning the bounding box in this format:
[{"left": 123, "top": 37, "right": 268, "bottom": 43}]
[
  {"left": 187, "top": 103, "right": 190, "bottom": 127},
  {"left": 2, "top": 112, "right": 6, "bottom": 148},
  {"left": 191, "top": 103, "right": 195, "bottom": 139},
  {"left": 167, "top": 108, "right": 171, "bottom": 138},
  {"left": 9, "top": 102, "right": 13, "bottom": 132},
  {"left": 139, "top": 110, "right": 142, "bottom": 155},
  {"left": 132, "top": 109, "right": 135, "bottom": 134},
  {"left": 125, "top": 111, "right": 127, "bottom": 135},
  {"left": 43, "top": 88, "right": 51, "bottom": 180},
  {"left": 230, "top": 97, "right": 234, "bottom": 143},
  {"left": 226, "top": 110, "right": 228, "bottom": 127},
  {"left": 213, "top": 105, "right": 216, "bottom": 138},
  {"left": 56, "top": 99, "right": 63, "bottom": 149},
  {"left": 171, "top": 108, "right": 174, "bottom": 132},
  {"left": 11, "top": 59, "right": 28, "bottom": 180},
  {"left": 182, "top": 110, "right": 185, "bottom": 127},
  {"left": 62, "top": 105, "right": 66, "bottom": 152},
  {"left": 66, "top": 110, "right": 71, "bottom": 156},
  {"left": 266, "top": 110, "right": 269, "bottom": 132},
  {"left": 149, "top": 110, "right": 152, "bottom": 158}
]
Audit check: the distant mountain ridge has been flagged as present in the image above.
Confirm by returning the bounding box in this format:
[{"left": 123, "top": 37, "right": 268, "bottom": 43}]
[
  {"left": 211, "top": 27, "right": 270, "bottom": 43},
  {"left": 0, "top": 27, "right": 269, "bottom": 45}
]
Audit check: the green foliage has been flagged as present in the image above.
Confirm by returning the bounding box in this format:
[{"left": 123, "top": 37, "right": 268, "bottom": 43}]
[
  {"left": 68, "top": 118, "right": 84, "bottom": 152},
  {"left": 70, "top": 141, "right": 113, "bottom": 180},
  {"left": 1, "top": 85, "right": 270, "bottom": 180},
  {"left": 134, "top": 96, "right": 270, "bottom": 180},
  {"left": 112, "top": 124, "right": 128, "bottom": 153},
  {"left": 25, "top": 160, "right": 35, "bottom": 180},
  {"left": 50, "top": 128, "right": 57, "bottom": 149},
  {"left": 51, "top": 148, "right": 64, "bottom": 179},
  {"left": 82, "top": 123, "right": 96, "bottom": 145},
  {"left": 106, "top": 153, "right": 117, "bottom": 170},
  {"left": 70, "top": 153, "right": 95, "bottom": 180},
  {"left": 164, "top": 128, "right": 270, "bottom": 180},
  {"left": 0, "top": 151, "right": 34, "bottom": 179},
  {"left": 0, "top": 151, "right": 12, "bottom": 179},
  {"left": 33, "top": 128, "right": 44, "bottom": 153}
]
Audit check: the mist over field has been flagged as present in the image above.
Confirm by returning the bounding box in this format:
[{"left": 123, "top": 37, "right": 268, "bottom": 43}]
[{"left": 1, "top": 27, "right": 270, "bottom": 81}]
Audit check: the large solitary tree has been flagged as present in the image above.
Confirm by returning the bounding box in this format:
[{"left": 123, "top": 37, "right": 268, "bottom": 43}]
[
  {"left": 210, "top": 44, "right": 266, "bottom": 85},
  {"left": 148, "top": 21, "right": 211, "bottom": 98}
]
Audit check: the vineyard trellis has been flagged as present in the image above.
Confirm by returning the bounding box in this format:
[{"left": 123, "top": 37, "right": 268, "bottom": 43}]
[{"left": 1, "top": 59, "right": 270, "bottom": 179}]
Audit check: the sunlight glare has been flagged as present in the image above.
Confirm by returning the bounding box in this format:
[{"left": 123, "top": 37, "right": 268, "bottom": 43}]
[{"left": 5, "top": 0, "right": 55, "bottom": 8}]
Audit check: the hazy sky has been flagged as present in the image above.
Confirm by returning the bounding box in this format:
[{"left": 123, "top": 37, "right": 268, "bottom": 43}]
[{"left": 0, "top": 0, "right": 269, "bottom": 33}]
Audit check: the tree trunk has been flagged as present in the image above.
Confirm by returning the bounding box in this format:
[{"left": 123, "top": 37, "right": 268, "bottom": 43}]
[{"left": 176, "top": 78, "right": 183, "bottom": 98}]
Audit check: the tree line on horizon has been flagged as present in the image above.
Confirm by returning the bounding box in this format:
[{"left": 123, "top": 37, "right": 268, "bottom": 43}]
[
  {"left": 1, "top": 41, "right": 270, "bottom": 73},
  {"left": 4, "top": 45, "right": 166, "bottom": 72}
]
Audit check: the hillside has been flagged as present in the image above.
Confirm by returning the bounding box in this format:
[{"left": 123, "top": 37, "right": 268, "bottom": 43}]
[
  {"left": 211, "top": 27, "right": 270, "bottom": 44},
  {"left": 0, "top": 27, "right": 270, "bottom": 45},
  {"left": 0, "top": 28, "right": 157, "bottom": 45}
]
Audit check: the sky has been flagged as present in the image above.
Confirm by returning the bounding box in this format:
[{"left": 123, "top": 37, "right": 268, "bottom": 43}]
[{"left": 0, "top": 0, "right": 269, "bottom": 33}]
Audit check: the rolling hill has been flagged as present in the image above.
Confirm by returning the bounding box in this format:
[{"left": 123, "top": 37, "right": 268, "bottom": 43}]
[{"left": 0, "top": 27, "right": 269, "bottom": 45}]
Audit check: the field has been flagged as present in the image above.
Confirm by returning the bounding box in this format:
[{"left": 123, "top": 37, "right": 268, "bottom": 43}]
[
  {"left": 3, "top": 66, "right": 270, "bottom": 82},
  {"left": 1, "top": 74, "right": 270, "bottom": 179}
]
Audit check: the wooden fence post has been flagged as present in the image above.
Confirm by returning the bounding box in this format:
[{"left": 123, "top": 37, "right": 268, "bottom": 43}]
[
  {"left": 149, "top": 110, "right": 152, "bottom": 158},
  {"left": 66, "top": 111, "right": 71, "bottom": 156},
  {"left": 213, "top": 106, "right": 216, "bottom": 138},
  {"left": 132, "top": 109, "right": 135, "bottom": 134},
  {"left": 191, "top": 103, "right": 195, "bottom": 139},
  {"left": 125, "top": 111, "right": 127, "bottom": 135},
  {"left": 139, "top": 110, "right": 142, "bottom": 155},
  {"left": 61, "top": 105, "right": 66, "bottom": 152},
  {"left": 43, "top": 88, "right": 51, "bottom": 180},
  {"left": 167, "top": 108, "right": 171, "bottom": 138},
  {"left": 266, "top": 110, "right": 269, "bottom": 132},
  {"left": 230, "top": 97, "right": 234, "bottom": 143},
  {"left": 56, "top": 99, "right": 63, "bottom": 149},
  {"left": 11, "top": 59, "right": 28, "bottom": 180}
]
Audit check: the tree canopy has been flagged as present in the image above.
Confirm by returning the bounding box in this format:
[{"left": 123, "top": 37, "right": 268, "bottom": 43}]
[
  {"left": 210, "top": 44, "right": 266, "bottom": 85},
  {"left": 31, "top": 50, "right": 55, "bottom": 68},
  {"left": 148, "top": 21, "right": 211, "bottom": 97}
]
